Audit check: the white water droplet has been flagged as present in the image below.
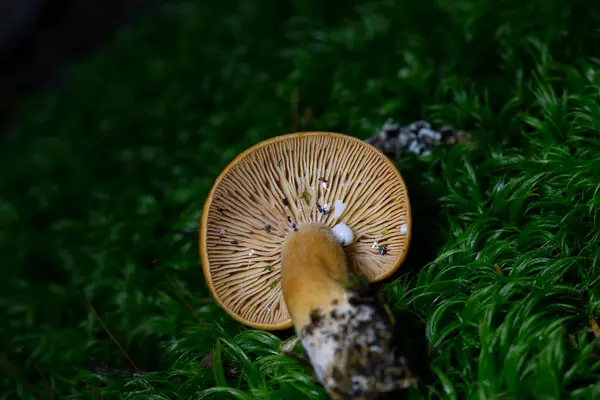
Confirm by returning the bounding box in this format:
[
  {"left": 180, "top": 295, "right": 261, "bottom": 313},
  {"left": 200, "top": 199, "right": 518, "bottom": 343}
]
[
  {"left": 400, "top": 224, "right": 408, "bottom": 233},
  {"left": 332, "top": 200, "right": 346, "bottom": 218},
  {"left": 331, "top": 223, "right": 354, "bottom": 247}
]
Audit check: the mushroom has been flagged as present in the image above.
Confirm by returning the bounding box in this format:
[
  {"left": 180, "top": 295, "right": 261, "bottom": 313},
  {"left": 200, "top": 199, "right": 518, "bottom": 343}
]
[{"left": 199, "top": 132, "right": 416, "bottom": 396}]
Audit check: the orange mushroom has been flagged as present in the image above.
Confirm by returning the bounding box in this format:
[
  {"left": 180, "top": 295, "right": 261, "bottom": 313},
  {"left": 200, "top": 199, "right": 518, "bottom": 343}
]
[{"left": 199, "top": 132, "right": 416, "bottom": 397}]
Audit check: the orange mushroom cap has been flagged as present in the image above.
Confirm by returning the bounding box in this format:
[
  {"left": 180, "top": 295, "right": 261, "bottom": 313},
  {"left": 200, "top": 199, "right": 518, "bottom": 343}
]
[{"left": 199, "top": 132, "right": 412, "bottom": 331}]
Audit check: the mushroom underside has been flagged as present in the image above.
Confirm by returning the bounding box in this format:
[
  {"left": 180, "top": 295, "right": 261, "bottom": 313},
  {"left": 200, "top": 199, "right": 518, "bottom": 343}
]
[{"left": 202, "top": 134, "right": 411, "bottom": 328}]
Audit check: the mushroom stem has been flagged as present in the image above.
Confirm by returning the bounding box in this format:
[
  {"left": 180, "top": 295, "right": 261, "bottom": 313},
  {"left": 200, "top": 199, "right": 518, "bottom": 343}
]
[
  {"left": 281, "top": 223, "right": 350, "bottom": 328},
  {"left": 281, "top": 222, "right": 416, "bottom": 398}
]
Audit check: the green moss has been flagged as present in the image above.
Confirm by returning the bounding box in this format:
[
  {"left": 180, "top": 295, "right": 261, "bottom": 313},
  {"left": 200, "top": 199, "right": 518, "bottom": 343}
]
[{"left": 1, "top": 0, "right": 600, "bottom": 398}]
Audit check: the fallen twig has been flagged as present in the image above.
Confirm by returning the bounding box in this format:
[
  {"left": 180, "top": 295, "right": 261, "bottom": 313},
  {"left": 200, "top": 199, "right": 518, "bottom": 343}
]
[
  {"left": 79, "top": 284, "right": 139, "bottom": 371},
  {"left": 22, "top": 347, "right": 54, "bottom": 400},
  {"left": 86, "top": 384, "right": 105, "bottom": 400},
  {"left": 88, "top": 361, "right": 145, "bottom": 378},
  {"left": 1, "top": 353, "right": 44, "bottom": 399},
  {"left": 291, "top": 87, "right": 299, "bottom": 132},
  {"left": 493, "top": 264, "right": 504, "bottom": 276},
  {"left": 590, "top": 316, "right": 600, "bottom": 349},
  {"left": 153, "top": 259, "right": 207, "bottom": 327},
  {"left": 303, "top": 107, "right": 313, "bottom": 127}
]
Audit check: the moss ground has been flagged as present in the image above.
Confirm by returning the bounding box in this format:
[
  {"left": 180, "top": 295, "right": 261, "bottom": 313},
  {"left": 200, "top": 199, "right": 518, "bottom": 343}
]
[{"left": 1, "top": 0, "right": 600, "bottom": 398}]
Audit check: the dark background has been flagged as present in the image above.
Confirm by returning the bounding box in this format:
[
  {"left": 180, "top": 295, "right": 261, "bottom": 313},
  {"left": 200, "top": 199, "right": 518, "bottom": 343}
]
[{"left": 0, "top": 0, "right": 161, "bottom": 133}]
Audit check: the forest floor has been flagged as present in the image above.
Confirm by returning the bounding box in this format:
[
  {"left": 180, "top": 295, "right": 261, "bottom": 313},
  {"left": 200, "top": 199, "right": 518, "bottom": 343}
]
[{"left": 1, "top": 0, "right": 600, "bottom": 398}]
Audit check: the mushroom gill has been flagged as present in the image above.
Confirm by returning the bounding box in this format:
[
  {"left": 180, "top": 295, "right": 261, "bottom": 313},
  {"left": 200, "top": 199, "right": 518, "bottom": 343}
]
[{"left": 200, "top": 132, "right": 411, "bottom": 330}]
